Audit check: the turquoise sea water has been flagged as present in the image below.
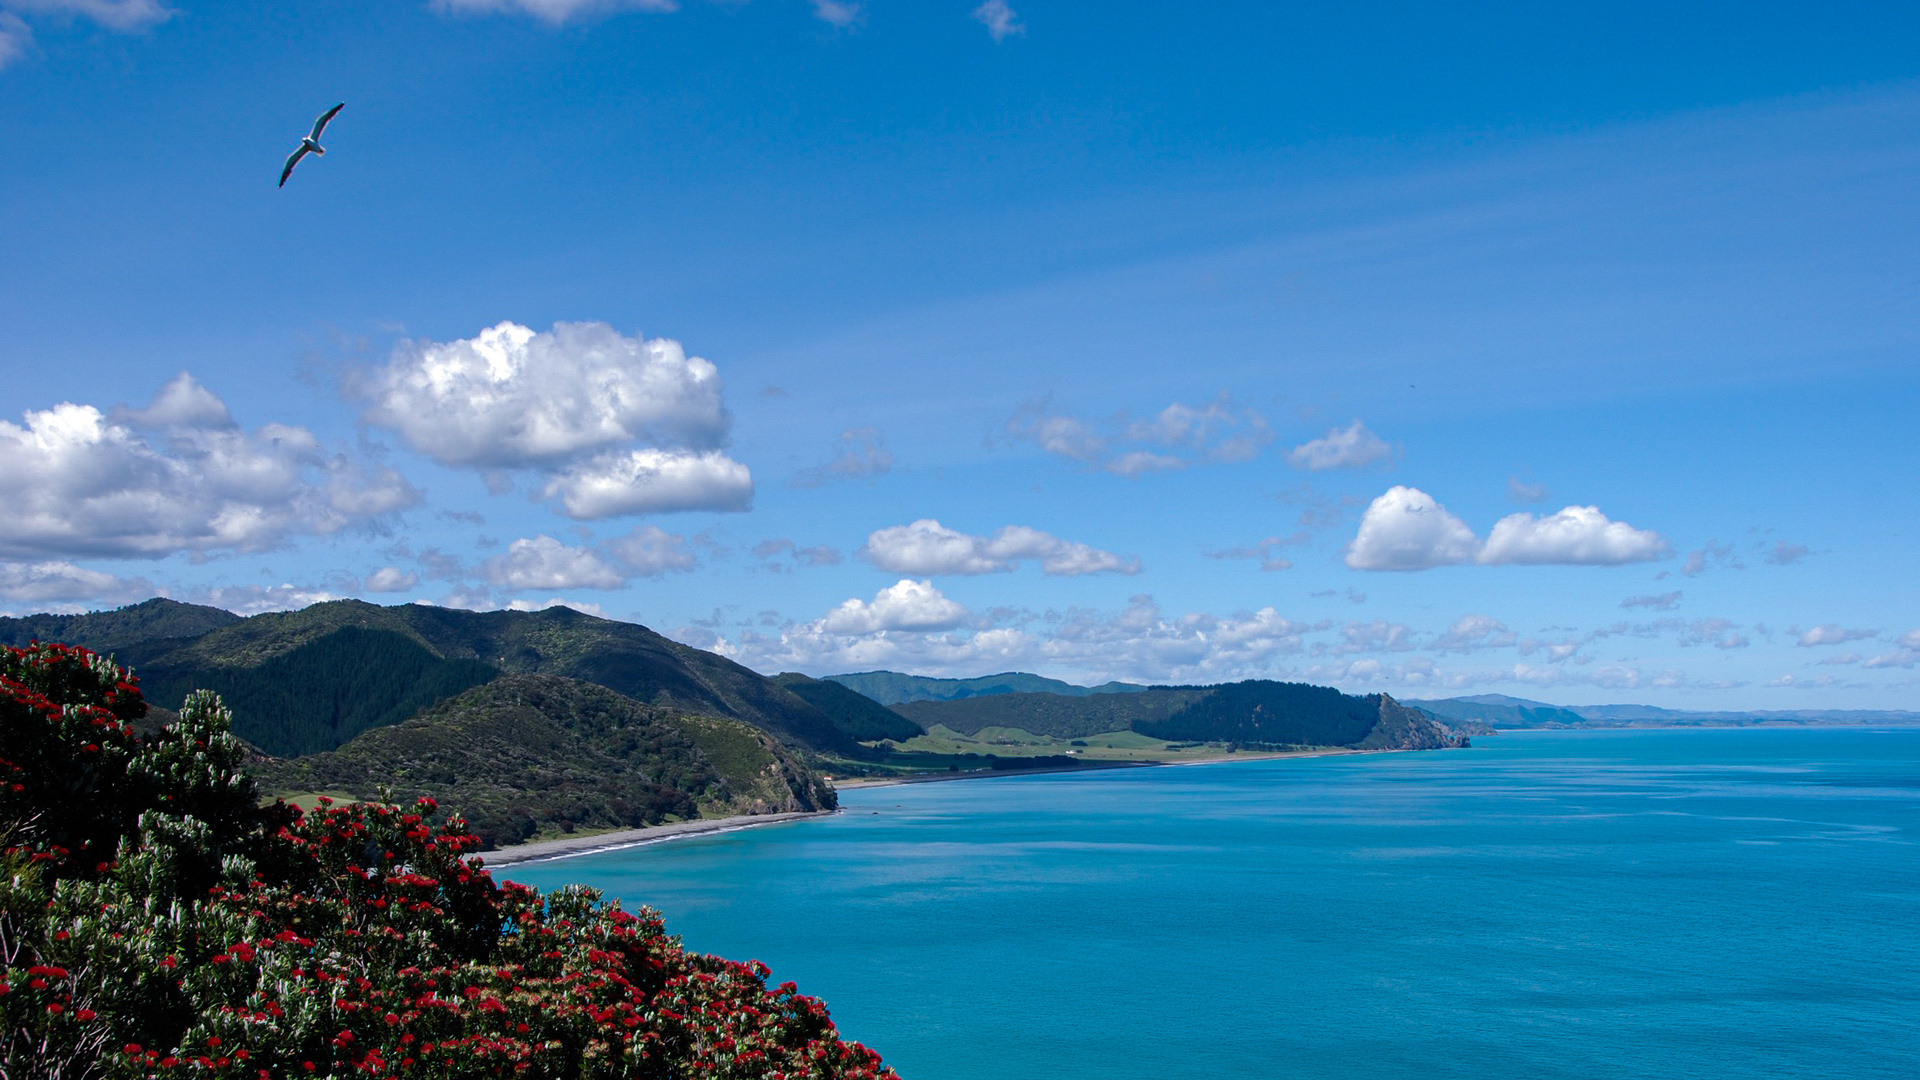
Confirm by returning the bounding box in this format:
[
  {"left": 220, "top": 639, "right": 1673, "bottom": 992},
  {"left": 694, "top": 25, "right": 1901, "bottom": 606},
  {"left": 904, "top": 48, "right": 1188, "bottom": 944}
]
[{"left": 507, "top": 728, "right": 1920, "bottom": 1079}]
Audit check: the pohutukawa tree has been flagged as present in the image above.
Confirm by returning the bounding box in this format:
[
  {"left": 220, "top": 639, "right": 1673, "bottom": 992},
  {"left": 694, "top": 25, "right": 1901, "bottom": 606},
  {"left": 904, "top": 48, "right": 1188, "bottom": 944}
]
[{"left": 0, "top": 641, "right": 897, "bottom": 1080}]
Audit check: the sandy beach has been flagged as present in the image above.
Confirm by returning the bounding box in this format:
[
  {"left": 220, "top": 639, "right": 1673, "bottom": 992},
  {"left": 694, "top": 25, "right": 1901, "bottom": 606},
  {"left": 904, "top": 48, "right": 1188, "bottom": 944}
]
[{"left": 480, "top": 810, "right": 831, "bottom": 867}]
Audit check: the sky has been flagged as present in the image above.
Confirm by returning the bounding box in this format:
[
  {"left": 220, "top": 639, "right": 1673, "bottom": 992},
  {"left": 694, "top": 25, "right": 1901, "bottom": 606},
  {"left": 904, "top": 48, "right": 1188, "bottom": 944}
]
[{"left": 2, "top": 0, "right": 1917, "bottom": 708}]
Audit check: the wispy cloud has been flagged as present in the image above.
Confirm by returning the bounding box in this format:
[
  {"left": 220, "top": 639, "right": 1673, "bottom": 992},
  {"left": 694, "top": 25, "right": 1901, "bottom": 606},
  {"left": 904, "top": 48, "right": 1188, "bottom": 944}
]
[{"left": 971, "top": 0, "right": 1021, "bottom": 41}]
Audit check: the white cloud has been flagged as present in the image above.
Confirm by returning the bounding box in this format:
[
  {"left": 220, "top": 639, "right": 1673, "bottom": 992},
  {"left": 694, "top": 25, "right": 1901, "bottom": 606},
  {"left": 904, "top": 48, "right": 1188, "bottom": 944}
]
[
  {"left": 505, "top": 597, "right": 611, "bottom": 618},
  {"left": 607, "top": 525, "right": 700, "bottom": 577},
  {"left": 1479, "top": 506, "right": 1670, "bottom": 566},
  {"left": 971, "top": 0, "right": 1021, "bottom": 40},
  {"left": 481, "top": 535, "right": 627, "bottom": 591},
  {"left": 187, "top": 584, "right": 342, "bottom": 617},
  {"left": 0, "top": 561, "right": 152, "bottom": 609},
  {"left": 541, "top": 448, "right": 753, "bottom": 519},
  {"left": 793, "top": 426, "right": 893, "bottom": 488},
  {"left": 821, "top": 579, "right": 969, "bottom": 634},
  {"left": 1008, "top": 395, "right": 1271, "bottom": 477},
  {"left": 1796, "top": 624, "right": 1879, "bottom": 647},
  {"left": 1430, "top": 614, "right": 1516, "bottom": 653},
  {"left": 362, "top": 321, "right": 730, "bottom": 469},
  {"left": 1287, "top": 420, "right": 1393, "bottom": 471},
  {"left": 430, "top": 0, "right": 676, "bottom": 24},
  {"left": 861, "top": 519, "right": 1139, "bottom": 577},
  {"left": 0, "top": 374, "right": 417, "bottom": 559},
  {"left": 1344, "top": 486, "right": 1479, "bottom": 571},
  {"left": 1320, "top": 620, "right": 1417, "bottom": 656},
  {"left": 363, "top": 566, "right": 420, "bottom": 593},
  {"left": 707, "top": 594, "right": 1317, "bottom": 685},
  {"left": 1863, "top": 631, "right": 1918, "bottom": 669},
  {"left": 7, "top": 0, "right": 172, "bottom": 31}
]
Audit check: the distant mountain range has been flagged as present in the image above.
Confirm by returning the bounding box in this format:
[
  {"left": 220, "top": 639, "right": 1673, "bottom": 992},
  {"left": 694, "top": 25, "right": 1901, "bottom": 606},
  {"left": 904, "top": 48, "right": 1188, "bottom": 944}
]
[
  {"left": 1406, "top": 692, "right": 1920, "bottom": 728},
  {"left": 827, "top": 670, "right": 1920, "bottom": 729}
]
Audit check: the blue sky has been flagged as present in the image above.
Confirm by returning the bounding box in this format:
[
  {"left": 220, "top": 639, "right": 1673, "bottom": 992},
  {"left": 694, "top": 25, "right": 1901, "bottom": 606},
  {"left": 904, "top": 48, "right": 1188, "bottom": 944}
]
[{"left": 2, "top": 0, "right": 1916, "bottom": 707}]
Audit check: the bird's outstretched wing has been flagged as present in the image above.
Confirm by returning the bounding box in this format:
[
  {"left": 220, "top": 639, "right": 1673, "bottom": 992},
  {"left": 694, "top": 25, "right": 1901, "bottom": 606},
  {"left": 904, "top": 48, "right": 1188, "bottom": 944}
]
[
  {"left": 309, "top": 102, "right": 345, "bottom": 141},
  {"left": 280, "top": 143, "right": 312, "bottom": 187}
]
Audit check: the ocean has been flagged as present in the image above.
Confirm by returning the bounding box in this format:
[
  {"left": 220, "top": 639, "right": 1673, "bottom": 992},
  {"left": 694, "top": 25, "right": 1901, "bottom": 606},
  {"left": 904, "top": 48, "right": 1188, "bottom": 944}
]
[{"left": 506, "top": 728, "right": 1920, "bottom": 1079}]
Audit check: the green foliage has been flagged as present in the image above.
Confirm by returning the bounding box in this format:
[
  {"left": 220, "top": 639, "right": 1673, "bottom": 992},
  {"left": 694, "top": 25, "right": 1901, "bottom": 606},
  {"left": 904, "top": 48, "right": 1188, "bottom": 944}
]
[
  {"left": 769, "top": 675, "right": 922, "bottom": 743},
  {"left": 251, "top": 675, "right": 836, "bottom": 850},
  {"left": 0, "top": 643, "right": 895, "bottom": 1080},
  {"left": 0, "top": 598, "right": 241, "bottom": 653},
  {"left": 894, "top": 688, "right": 1207, "bottom": 739},
  {"left": 1135, "top": 681, "right": 1382, "bottom": 745},
  {"left": 822, "top": 670, "right": 1146, "bottom": 705},
  {"left": 137, "top": 627, "right": 499, "bottom": 759},
  {"left": 122, "top": 601, "right": 858, "bottom": 757}
]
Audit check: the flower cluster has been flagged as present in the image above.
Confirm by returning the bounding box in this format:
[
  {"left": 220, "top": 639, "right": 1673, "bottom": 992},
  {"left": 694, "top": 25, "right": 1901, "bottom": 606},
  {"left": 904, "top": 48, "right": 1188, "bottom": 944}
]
[{"left": 0, "top": 642, "right": 897, "bottom": 1080}]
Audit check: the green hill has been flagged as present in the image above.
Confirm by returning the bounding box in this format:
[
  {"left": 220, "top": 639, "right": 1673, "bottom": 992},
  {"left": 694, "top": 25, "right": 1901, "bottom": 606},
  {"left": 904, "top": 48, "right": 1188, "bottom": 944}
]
[
  {"left": 0, "top": 596, "right": 241, "bottom": 651},
  {"left": 894, "top": 687, "right": 1206, "bottom": 738},
  {"left": 117, "top": 599, "right": 862, "bottom": 757},
  {"left": 249, "top": 673, "right": 836, "bottom": 849},
  {"left": 899, "top": 679, "right": 1468, "bottom": 751},
  {"left": 823, "top": 669, "right": 1147, "bottom": 705},
  {"left": 772, "top": 672, "right": 924, "bottom": 741}
]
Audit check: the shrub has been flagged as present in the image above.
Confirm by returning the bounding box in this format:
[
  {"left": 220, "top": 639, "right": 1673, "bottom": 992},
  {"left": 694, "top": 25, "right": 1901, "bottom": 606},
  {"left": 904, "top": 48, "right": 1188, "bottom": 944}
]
[{"left": 0, "top": 642, "right": 897, "bottom": 1080}]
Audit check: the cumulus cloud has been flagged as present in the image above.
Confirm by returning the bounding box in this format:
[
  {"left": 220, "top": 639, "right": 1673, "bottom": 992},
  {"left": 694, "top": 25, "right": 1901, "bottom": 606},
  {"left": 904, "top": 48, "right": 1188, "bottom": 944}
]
[
  {"left": 477, "top": 526, "right": 699, "bottom": 592},
  {"left": 1345, "top": 487, "right": 1670, "bottom": 571},
  {"left": 1795, "top": 624, "right": 1878, "bottom": 647},
  {"left": 481, "top": 536, "right": 627, "bottom": 591},
  {"left": 821, "top": 579, "right": 968, "bottom": 634},
  {"left": 971, "top": 0, "right": 1021, "bottom": 40},
  {"left": 1008, "top": 395, "right": 1271, "bottom": 477},
  {"left": 793, "top": 427, "right": 893, "bottom": 488},
  {"left": 1430, "top": 615, "right": 1516, "bottom": 653},
  {"left": 712, "top": 594, "right": 1316, "bottom": 684},
  {"left": 1344, "top": 487, "right": 1480, "bottom": 571},
  {"left": 0, "top": 561, "right": 153, "bottom": 609},
  {"left": 361, "top": 321, "right": 728, "bottom": 468},
  {"left": 1319, "top": 620, "right": 1417, "bottom": 656},
  {"left": 1287, "top": 420, "right": 1394, "bottom": 471},
  {"left": 1622, "top": 591, "right": 1683, "bottom": 611},
  {"left": 187, "top": 584, "right": 343, "bottom": 617},
  {"left": 541, "top": 449, "right": 753, "bottom": 519},
  {"left": 1479, "top": 506, "right": 1670, "bottom": 566},
  {"left": 356, "top": 321, "right": 752, "bottom": 520},
  {"left": 0, "top": 373, "right": 417, "bottom": 559},
  {"left": 861, "top": 519, "right": 1139, "bottom": 577},
  {"left": 363, "top": 566, "right": 420, "bottom": 593}
]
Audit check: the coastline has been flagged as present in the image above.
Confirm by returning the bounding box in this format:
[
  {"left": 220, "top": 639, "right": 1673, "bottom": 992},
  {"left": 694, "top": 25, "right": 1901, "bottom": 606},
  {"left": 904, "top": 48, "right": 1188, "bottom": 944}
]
[
  {"left": 480, "top": 810, "right": 831, "bottom": 867},
  {"left": 483, "top": 745, "right": 1470, "bottom": 862}
]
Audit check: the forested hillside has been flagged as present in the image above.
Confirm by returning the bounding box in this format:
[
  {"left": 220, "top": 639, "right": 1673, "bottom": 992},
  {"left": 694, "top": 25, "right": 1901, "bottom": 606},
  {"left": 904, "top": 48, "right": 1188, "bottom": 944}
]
[
  {"left": 894, "top": 687, "right": 1206, "bottom": 738},
  {"left": 117, "top": 599, "right": 863, "bottom": 756},
  {"left": 825, "top": 669, "right": 1146, "bottom": 705},
  {"left": 0, "top": 596, "right": 239, "bottom": 651},
  {"left": 252, "top": 674, "right": 835, "bottom": 848}
]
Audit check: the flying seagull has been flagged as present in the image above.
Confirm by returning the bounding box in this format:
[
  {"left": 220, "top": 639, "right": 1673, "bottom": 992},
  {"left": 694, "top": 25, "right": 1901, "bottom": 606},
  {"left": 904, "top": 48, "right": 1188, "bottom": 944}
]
[{"left": 279, "top": 102, "right": 345, "bottom": 188}]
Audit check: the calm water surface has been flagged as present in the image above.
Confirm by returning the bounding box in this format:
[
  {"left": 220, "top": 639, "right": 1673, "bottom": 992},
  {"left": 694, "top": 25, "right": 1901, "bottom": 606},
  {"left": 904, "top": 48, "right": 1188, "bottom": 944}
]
[{"left": 508, "top": 728, "right": 1920, "bottom": 1080}]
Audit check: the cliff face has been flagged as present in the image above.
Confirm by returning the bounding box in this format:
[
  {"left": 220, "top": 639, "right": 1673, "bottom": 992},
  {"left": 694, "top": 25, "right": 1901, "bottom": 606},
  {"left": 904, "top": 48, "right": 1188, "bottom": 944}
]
[{"left": 1355, "top": 694, "right": 1472, "bottom": 750}]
